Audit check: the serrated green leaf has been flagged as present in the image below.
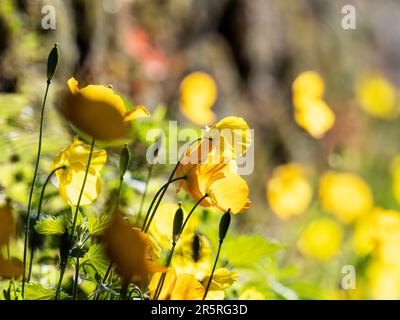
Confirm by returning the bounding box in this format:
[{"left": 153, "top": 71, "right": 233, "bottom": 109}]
[
  {"left": 88, "top": 213, "right": 113, "bottom": 236},
  {"left": 81, "top": 244, "right": 109, "bottom": 278},
  {"left": 25, "top": 283, "right": 69, "bottom": 300},
  {"left": 222, "top": 234, "right": 282, "bottom": 268},
  {"left": 34, "top": 215, "right": 66, "bottom": 235}
]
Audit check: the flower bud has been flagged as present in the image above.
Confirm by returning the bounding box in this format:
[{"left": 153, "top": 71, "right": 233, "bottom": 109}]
[
  {"left": 47, "top": 43, "right": 59, "bottom": 82},
  {"left": 172, "top": 204, "right": 184, "bottom": 242},
  {"left": 119, "top": 144, "right": 131, "bottom": 178},
  {"left": 219, "top": 209, "right": 231, "bottom": 242}
]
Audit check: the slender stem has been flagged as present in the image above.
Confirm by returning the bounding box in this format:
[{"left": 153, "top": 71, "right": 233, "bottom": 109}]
[
  {"left": 203, "top": 240, "right": 223, "bottom": 300},
  {"left": 141, "top": 176, "right": 186, "bottom": 232},
  {"left": 136, "top": 164, "right": 153, "bottom": 224},
  {"left": 22, "top": 80, "right": 50, "bottom": 297},
  {"left": 54, "top": 137, "right": 96, "bottom": 300},
  {"left": 114, "top": 177, "right": 123, "bottom": 214},
  {"left": 28, "top": 165, "right": 66, "bottom": 281},
  {"left": 72, "top": 257, "right": 80, "bottom": 300},
  {"left": 153, "top": 194, "right": 208, "bottom": 300},
  {"left": 6, "top": 244, "right": 10, "bottom": 260},
  {"left": 94, "top": 261, "right": 113, "bottom": 300}
]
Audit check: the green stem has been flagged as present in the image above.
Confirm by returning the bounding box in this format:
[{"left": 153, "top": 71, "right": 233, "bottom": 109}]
[
  {"left": 153, "top": 194, "right": 208, "bottom": 300},
  {"left": 22, "top": 80, "right": 51, "bottom": 297},
  {"left": 28, "top": 165, "right": 66, "bottom": 281},
  {"left": 54, "top": 137, "right": 96, "bottom": 300},
  {"left": 72, "top": 257, "right": 80, "bottom": 300},
  {"left": 203, "top": 240, "right": 223, "bottom": 300},
  {"left": 136, "top": 164, "right": 153, "bottom": 224},
  {"left": 141, "top": 176, "right": 186, "bottom": 232}
]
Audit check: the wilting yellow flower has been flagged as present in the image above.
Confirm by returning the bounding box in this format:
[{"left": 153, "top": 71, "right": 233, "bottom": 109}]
[
  {"left": 0, "top": 200, "right": 15, "bottom": 246},
  {"left": 177, "top": 159, "right": 251, "bottom": 213},
  {"left": 266, "top": 163, "right": 313, "bottom": 220},
  {"left": 172, "top": 234, "right": 212, "bottom": 280},
  {"left": 355, "top": 73, "right": 398, "bottom": 119},
  {"left": 179, "top": 72, "right": 217, "bottom": 126},
  {"left": 239, "top": 288, "right": 265, "bottom": 300},
  {"left": 103, "top": 214, "right": 164, "bottom": 284},
  {"left": 62, "top": 77, "right": 150, "bottom": 141},
  {"left": 203, "top": 268, "right": 238, "bottom": 300},
  {"left": 367, "top": 261, "right": 400, "bottom": 299},
  {"left": 149, "top": 203, "right": 199, "bottom": 249},
  {"left": 319, "top": 171, "right": 373, "bottom": 223},
  {"left": 51, "top": 137, "right": 107, "bottom": 206},
  {"left": 298, "top": 218, "right": 342, "bottom": 261},
  {"left": 148, "top": 268, "right": 205, "bottom": 300},
  {"left": 292, "top": 71, "right": 335, "bottom": 139}
]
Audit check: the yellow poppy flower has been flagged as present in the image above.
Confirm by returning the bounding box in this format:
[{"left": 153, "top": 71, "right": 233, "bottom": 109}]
[
  {"left": 266, "top": 163, "right": 313, "bottom": 220},
  {"left": 51, "top": 137, "right": 107, "bottom": 206},
  {"left": 292, "top": 71, "right": 335, "bottom": 139},
  {"left": 203, "top": 268, "right": 237, "bottom": 300},
  {"left": 0, "top": 256, "right": 24, "bottom": 279},
  {"left": 179, "top": 72, "right": 217, "bottom": 126},
  {"left": 367, "top": 261, "right": 400, "bottom": 299},
  {"left": 239, "top": 288, "right": 265, "bottom": 300},
  {"left": 0, "top": 200, "right": 15, "bottom": 246},
  {"left": 176, "top": 158, "right": 251, "bottom": 213},
  {"left": 172, "top": 234, "right": 212, "bottom": 280},
  {"left": 297, "top": 218, "right": 342, "bottom": 261},
  {"left": 148, "top": 268, "right": 205, "bottom": 300},
  {"left": 319, "top": 171, "right": 373, "bottom": 223},
  {"left": 355, "top": 73, "right": 398, "bottom": 119},
  {"left": 149, "top": 203, "right": 199, "bottom": 249},
  {"left": 103, "top": 214, "right": 164, "bottom": 284},
  {"left": 205, "top": 116, "right": 252, "bottom": 161},
  {"left": 62, "top": 77, "right": 150, "bottom": 141}
]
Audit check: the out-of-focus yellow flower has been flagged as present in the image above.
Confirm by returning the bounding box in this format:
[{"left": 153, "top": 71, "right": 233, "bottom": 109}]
[
  {"left": 319, "top": 171, "right": 373, "bottom": 223},
  {"left": 103, "top": 214, "right": 164, "bottom": 284},
  {"left": 391, "top": 155, "right": 400, "bottom": 205},
  {"left": 51, "top": 137, "right": 107, "bottom": 206},
  {"left": 239, "top": 288, "right": 266, "bottom": 300},
  {"left": 0, "top": 256, "right": 24, "bottom": 279},
  {"left": 292, "top": 71, "right": 335, "bottom": 139},
  {"left": 297, "top": 218, "right": 342, "bottom": 261},
  {"left": 62, "top": 77, "right": 150, "bottom": 141},
  {"left": 266, "top": 163, "right": 313, "bottom": 220},
  {"left": 148, "top": 268, "right": 205, "bottom": 300},
  {"left": 0, "top": 200, "right": 14, "bottom": 246},
  {"left": 179, "top": 72, "right": 217, "bottom": 126},
  {"left": 172, "top": 234, "right": 212, "bottom": 280},
  {"left": 367, "top": 261, "right": 400, "bottom": 299},
  {"left": 355, "top": 73, "right": 398, "bottom": 119},
  {"left": 149, "top": 203, "right": 199, "bottom": 249},
  {"left": 203, "top": 268, "right": 237, "bottom": 300}
]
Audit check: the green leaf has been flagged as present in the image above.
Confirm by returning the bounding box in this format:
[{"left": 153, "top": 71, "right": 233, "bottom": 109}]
[
  {"left": 88, "top": 213, "right": 113, "bottom": 236},
  {"left": 222, "top": 234, "right": 282, "bottom": 268},
  {"left": 34, "top": 215, "right": 66, "bottom": 235},
  {"left": 25, "top": 283, "right": 69, "bottom": 300},
  {"left": 81, "top": 244, "right": 109, "bottom": 278}
]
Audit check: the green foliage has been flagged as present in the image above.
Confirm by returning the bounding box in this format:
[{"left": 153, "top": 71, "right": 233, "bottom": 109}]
[
  {"left": 81, "top": 244, "right": 109, "bottom": 279},
  {"left": 34, "top": 215, "right": 66, "bottom": 235},
  {"left": 25, "top": 283, "right": 69, "bottom": 300},
  {"left": 88, "top": 213, "right": 113, "bottom": 236}
]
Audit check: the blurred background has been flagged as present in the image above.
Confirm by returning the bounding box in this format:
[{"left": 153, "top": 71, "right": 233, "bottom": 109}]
[{"left": 2, "top": 0, "right": 400, "bottom": 299}]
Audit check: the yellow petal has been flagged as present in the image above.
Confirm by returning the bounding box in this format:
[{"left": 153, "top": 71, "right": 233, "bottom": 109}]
[
  {"left": 202, "top": 268, "right": 237, "bottom": 291},
  {"left": 0, "top": 257, "right": 24, "bottom": 279},
  {"left": 148, "top": 268, "right": 177, "bottom": 300},
  {"left": 292, "top": 71, "right": 325, "bottom": 100},
  {"left": 0, "top": 201, "right": 15, "bottom": 246},
  {"left": 170, "top": 274, "right": 205, "bottom": 300},
  {"left": 124, "top": 105, "right": 150, "bottom": 122}
]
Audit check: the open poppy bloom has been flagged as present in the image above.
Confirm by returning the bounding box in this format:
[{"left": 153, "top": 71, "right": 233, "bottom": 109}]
[
  {"left": 51, "top": 137, "right": 107, "bottom": 206},
  {"left": 179, "top": 72, "right": 217, "bottom": 126},
  {"left": 103, "top": 214, "right": 164, "bottom": 285},
  {"left": 148, "top": 268, "right": 205, "bottom": 300},
  {"left": 62, "top": 77, "right": 150, "bottom": 141},
  {"left": 176, "top": 156, "right": 251, "bottom": 213},
  {"left": 202, "top": 267, "right": 237, "bottom": 300}
]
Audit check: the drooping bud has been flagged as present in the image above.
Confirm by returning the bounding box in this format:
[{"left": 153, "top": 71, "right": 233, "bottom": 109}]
[
  {"left": 47, "top": 43, "right": 59, "bottom": 82},
  {"left": 192, "top": 233, "right": 201, "bottom": 262},
  {"left": 219, "top": 209, "right": 231, "bottom": 242},
  {"left": 119, "top": 144, "right": 131, "bottom": 179},
  {"left": 172, "top": 203, "right": 184, "bottom": 242}
]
